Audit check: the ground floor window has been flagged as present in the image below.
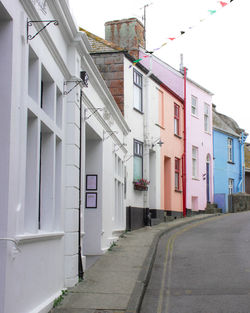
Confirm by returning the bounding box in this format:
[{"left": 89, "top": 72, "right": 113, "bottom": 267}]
[
  {"left": 175, "top": 157, "right": 180, "bottom": 190},
  {"left": 228, "top": 178, "right": 234, "bottom": 194},
  {"left": 133, "top": 139, "right": 143, "bottom": 180}
]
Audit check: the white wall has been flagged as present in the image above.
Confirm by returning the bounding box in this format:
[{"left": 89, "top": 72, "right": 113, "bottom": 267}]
[{"left": 124, "top": 57, "right": 161, "bottom": 211}]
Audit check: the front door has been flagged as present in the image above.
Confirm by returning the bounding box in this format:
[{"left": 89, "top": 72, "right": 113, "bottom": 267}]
[{"left": 206, "top": 162, "right": 210, "bottom": 203}]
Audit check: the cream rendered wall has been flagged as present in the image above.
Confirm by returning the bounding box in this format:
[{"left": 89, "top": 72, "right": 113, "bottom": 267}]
[
  {"left": 0, "top": 0, "right": 99, "bottom": 312},
  {"left": 81, "top": 56, "right": 128, "bottom": 255},
  {"left": 124, "top": 58, "right": 144, "bottom": 208},
  {"left": 123, "top": 58, "right": 161, "bottom": 211}
]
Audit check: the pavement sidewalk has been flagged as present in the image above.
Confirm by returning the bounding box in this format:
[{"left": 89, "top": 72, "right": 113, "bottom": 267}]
[{"left": 51, "top": 214, "right": 218, "bottom": 313}]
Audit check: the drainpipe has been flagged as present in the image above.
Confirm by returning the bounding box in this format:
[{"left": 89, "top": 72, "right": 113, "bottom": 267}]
[
  {"left": 182, "top": 67, "right": 187, "bottom": 217},
  {"left": 143, "top": 56, "right": 152, "bottom": 211},
  {"left": 78, "top": 90, "right": 84, "bottom": 279},
  {"left": 237, "top": 131, "right": 246, "bottom": 193}
]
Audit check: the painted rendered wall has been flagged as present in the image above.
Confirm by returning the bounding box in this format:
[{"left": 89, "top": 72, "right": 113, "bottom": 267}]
[
  {"left": 0, "top": 3, "right": 13, "bottom": 311},
  {"left": 0, "top": 0, "right": 88, "bottom": 311},
  {"left": 186, "top": 80, "right": 214, "bottom": 212},
  {"left": 213, "top": 130, "right": 240, "bottom": 212},
  {"left": 124, "top": 57, "right": 161, "bottom": 212},
  {"left": 158, "top": 89, "right": 184, "bottom": 214},
  {"left": 139, "top": 51, "right": 214, "bottom": 212}
]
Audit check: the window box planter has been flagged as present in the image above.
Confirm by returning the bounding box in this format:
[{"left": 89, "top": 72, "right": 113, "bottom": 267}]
[
  {"left": 134, "top": 184, "right": 148, "bottom": 191},
  {"left": 133, "top": 179, "right": 150, "bottom": 191}
]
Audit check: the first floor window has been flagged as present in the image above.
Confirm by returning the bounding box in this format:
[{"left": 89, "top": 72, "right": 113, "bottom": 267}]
[
  {"left": 175, "top": 158, "right": 180, "bottom": 190},
  {"left": 228, "top": 138, "right": 233, "bottom": 162},
  {"left": 133, "top": 69, "right": 143, "bottom": 112},
  {"left": 133, "top": 139, "right": 143, "bottom": 180},
  {"left": 191, "top": 95, "right": 198, "bottom": 116},
  {"left": 174, "top": 103, "right": 180, "bottom": 136},
  {"left": 204, "top": 103, "right": 210, "bottom": 132},
  {"left": 229, "top": 178, "right": 234, "bottom": 194},
  {"left": 192, "top": 146, "right": 198, "bottom": 178}
]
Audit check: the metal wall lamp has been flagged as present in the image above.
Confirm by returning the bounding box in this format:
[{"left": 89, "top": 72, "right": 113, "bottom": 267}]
[
  {"left": 151, "top": 138, "right": 164, "bottom": 148},
  {"left": 27, "top": 19, "right": 59, "bottom": 41},
  {"left": 64, "top": 71, "right": 89, "bottom": 95}
]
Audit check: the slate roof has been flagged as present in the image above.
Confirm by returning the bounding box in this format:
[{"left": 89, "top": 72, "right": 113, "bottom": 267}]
[
  {"left": 212, "top": 105, "right": 243, "bottom": 137},
  {"left": 79, "top": 27, "right": 125, "bottom": 53}
]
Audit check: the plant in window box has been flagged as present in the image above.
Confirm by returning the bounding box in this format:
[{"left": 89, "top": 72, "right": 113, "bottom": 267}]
[{"left": 133, "top": 178, "right": 150, "bottom": 191}]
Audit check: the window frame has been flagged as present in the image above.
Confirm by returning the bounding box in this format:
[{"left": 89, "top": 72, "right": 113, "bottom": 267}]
[
  {"left": 228, "top": 178, "right": 234, "bottom": 194},
  {"left": 192, "top": 146, "right": 198, "bottom": 179},
  {"left": 159, "top": 89, "right": 165, "bottom": 128},
  {"left": 133, "top": 139, "right": 143, "bottom": 180},
  {"left": 174, "top": 103, "right": 180, "bottom": 136},
  {"left": 175, "top": 157, "right": 180, "bottom": 190},
  {"left": 133, "top": 69, "right": 143, "bottom": 112},
  {"left": 191, "top": 95, "right": 198, "bottom": 117},
  {"left": 228, "top": 137, "right": 233, "bottom": 162},
  {"left": 204, "top": 103, "right": 210, "bottom": 132}
]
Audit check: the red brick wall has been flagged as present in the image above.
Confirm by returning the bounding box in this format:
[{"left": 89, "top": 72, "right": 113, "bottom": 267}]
[{"left": 92, "top": 53, "right": 124, "bottom": 115}]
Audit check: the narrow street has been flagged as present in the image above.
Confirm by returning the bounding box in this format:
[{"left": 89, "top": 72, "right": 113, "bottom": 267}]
[{"left": 140, "top": 212, "right": 250, "bottom": 313}]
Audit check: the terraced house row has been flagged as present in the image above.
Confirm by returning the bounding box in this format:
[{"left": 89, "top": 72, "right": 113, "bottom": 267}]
[{"left": 0, "top": 1, "right": 248, "bottom": 313}]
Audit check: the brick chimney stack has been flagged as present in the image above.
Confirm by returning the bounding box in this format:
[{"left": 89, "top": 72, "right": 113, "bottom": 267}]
[{"left": 105, "top": 18, "right": 145, "bottom": 59}]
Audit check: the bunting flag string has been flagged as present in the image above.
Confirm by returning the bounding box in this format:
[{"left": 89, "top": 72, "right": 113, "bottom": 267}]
[{"left": 129, "top": 0, "right": 234, "bottom": 67}]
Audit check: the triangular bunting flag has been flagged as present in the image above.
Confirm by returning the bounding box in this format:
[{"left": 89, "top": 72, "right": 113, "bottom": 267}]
[
  {"left": 133, "top": 58, "right": 142, "bottom": 63},
  {"left": 208, "top": 10, "right": 216, "bottom": 14},
  {"left": 219, "top": 1, "right": 228, "bottom": 7},
  {"left": 180, "top": 31, "right": 185, "bottom": 35},
  {"left": 168, "top": 37, "right": 176, "bottom": 41}
]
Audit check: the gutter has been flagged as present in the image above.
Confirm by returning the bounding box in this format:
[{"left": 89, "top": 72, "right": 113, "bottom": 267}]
[{"left": 78, "top": 90, "right": 84, "bottom": 279}]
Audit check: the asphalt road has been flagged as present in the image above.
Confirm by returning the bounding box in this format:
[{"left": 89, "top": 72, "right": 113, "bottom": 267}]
[{"left": 140, "top": 212, "right": 250, "bottom": 313}]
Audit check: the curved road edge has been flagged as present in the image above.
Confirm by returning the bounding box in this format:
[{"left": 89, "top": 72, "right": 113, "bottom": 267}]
[{"left": 125, "top": 213, "right": 222, "bottom": 313}]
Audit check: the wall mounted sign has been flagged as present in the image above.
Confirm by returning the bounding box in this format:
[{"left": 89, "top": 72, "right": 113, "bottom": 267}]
[
  {"left": 85, "top": 192, "right": 97, "bottom": 209},
  {"left": 86, "top": 175, "right": 97, "bottom": 191}
]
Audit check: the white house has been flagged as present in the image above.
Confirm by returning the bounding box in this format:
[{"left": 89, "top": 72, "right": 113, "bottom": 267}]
[
  {"left": 0, "top": 1, "right": 129, "bottom": 312},
  {"left": 80, "top": 18, "right": 168, "bottom": 229}
]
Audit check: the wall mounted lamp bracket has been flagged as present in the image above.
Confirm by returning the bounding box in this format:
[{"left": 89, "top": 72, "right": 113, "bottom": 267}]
[
  {"left": 84, "top": 108, "right": 103, "bottom": 121},
  {"left": 64, "top": 80, "right": 82, "bottom": 95},
  {"left": 103, "top": 130, "right": 118, "bottom": 141},
  {"left": 113, "top": 143, "right": 127, "bottom": 153},
  {"left": 27, "top": 19, "right": 59, "bottom": 42},
  {"left": 64, "top": 72, "right": 89, "bottom": 95},
  {"left": 124, "top": 154, "right": 133, "bottom": 163}
]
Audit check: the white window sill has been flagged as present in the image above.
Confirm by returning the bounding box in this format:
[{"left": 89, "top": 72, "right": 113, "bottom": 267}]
[
  {"left": 16, "top": 231, "right": 64, "bottom": 244},
  {"left": 191, "top": 114, "right": 199, "bottom": 119}
]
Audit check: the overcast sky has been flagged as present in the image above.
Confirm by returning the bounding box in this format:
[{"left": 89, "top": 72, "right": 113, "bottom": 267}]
[{"left": 69, "top": 0, "right": 250, "bottom": 137}]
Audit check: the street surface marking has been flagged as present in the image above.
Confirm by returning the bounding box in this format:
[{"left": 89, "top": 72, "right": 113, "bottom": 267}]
[{"left": 156, "top": 215, "right": 224, "bottom": 313}]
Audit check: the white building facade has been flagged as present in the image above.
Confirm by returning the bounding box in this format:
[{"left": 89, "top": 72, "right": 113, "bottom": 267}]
[{"left": 0, "top": 1, "right": 129, "bottom": 313}]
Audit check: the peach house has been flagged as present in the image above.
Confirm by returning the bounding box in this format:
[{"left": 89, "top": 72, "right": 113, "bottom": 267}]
[{"left": 158, "top": 83, "right": 184, "bottom": 217}]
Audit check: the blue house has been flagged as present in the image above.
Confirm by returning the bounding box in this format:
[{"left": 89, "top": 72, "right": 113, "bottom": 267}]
[{"left": 213, "top": 105, "right": 248, "bottom": 212}]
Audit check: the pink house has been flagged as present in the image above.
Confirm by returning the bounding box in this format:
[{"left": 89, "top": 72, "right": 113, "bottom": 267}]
[{"left": 140, "top": 51, "right": 214, "bottom": 213}]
